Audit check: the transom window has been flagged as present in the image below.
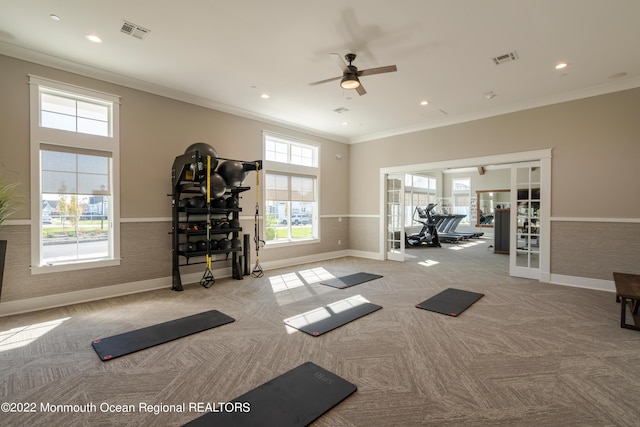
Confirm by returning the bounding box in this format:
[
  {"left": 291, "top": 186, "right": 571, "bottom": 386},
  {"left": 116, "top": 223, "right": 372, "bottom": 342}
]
[
  {"left": 40, "top": 90, "right": 111, "bottom": 137},
  {"left": 265, "top": 134, "right": 317, "bottom": 167}
]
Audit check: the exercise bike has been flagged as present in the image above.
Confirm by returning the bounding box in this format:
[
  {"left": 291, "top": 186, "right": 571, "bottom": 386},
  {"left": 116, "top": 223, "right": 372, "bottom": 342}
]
[{"left": 405, "top": 203, "right": 441, "bottom": 247}]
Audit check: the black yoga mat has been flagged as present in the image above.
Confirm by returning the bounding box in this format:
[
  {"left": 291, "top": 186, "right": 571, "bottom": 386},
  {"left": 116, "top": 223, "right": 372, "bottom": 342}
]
[
  {"left": 91, "top": 310, "right": 235, "bottom": 361},
  {"left": 284, "top": 296, "right": 382, "bottom": 336},
  {"left": 416, "top": 288, "right": 484, "bottom": 317},
  {"left": 184, "top": 362, "right": 357, "bottom": 426},
  {"left": 319, "top": 272, "right": 383, "bottom": 289}
]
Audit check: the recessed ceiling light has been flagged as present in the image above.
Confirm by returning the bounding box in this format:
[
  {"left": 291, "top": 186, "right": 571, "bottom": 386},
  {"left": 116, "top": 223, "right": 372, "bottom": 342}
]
[
  {"left": 260, "top": 93, "right": 270, "bottom": 99},
  {"left": 342, "top": 121, "right": 349, "bottom": 126},
  {"left": 50, "top": 14, "right": 61, "bottom": 21},
  {"left": 86, "top": 34, "right": 103, "bottom": 43},
  {"left": 555, "top": 62, "right": 568, "bottom": 70},
  {"left": 420, "top": 100, "right": 429, "bottom": 106}
]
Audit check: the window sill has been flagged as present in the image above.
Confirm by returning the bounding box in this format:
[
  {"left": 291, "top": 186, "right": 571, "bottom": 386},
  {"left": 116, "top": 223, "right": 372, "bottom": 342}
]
[
  {"left": 31, "top": 258, "right": 121, "bottom": 275},
  {"left": 264, "top": 238, "right": 320, "bottom": 249}
]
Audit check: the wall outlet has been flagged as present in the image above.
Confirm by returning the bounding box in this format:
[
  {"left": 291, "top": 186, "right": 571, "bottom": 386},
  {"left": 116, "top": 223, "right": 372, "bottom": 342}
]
[{"left": 338, "top": 240, "right": 341, "bottom": 246}]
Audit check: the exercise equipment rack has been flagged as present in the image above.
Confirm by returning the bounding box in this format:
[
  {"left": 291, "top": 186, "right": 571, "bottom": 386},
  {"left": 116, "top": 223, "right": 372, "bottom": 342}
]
[{"left": 170, "top": 149, "right": 262, "bottom": 291}]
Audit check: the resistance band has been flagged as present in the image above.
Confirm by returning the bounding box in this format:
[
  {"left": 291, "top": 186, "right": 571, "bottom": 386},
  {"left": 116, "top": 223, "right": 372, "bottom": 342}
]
[
  {"left": 200, "top": 155, "right": 215, "bottom": 288},
  {"left": 252, "top": 161, "right": 264, "bottom": 278}
]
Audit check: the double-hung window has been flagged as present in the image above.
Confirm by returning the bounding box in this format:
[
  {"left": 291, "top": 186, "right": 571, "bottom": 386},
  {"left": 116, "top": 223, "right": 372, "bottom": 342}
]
[
  {"left": 29, "top": 76, "right": 120, "bottom": 272},
  {"left": 263, "top": 133, "right": 319, "bottom": 244}
]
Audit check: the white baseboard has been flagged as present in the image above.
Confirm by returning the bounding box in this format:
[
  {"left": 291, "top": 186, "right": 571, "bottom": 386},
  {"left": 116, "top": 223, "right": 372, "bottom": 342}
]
[
  {"left": 2, "top": 251, "right": 613, "bottom": 317},
  {"left": 0, "top": 250, "right": 360, "bottom": 317},
  {"left": 549, "top": 273, "right": 615, "bottom": 293},
  {"left": 0, "top": 276, "right": 170, "bottom": 317},
  {"left": 260, "top": 250, "right": 351, "bottom": 271},
  {"left": 346, "top": 250, "right": 384, "bottom": 260},
  {"left": 0, "top": 268, "right": 235, "bottom": 318}
]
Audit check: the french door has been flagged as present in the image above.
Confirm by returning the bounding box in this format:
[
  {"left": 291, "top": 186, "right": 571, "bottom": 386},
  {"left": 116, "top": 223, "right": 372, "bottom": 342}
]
[
  {"left": 385, "top": 174, "right": 405, "bottom": 261},
  {"left": 510, "top": 163, "right": 541, "bottom": 279}
]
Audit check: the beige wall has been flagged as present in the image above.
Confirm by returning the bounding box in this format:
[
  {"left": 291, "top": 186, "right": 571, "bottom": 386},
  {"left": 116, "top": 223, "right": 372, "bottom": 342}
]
[
  {"left": 349, "top": 88, "right": 640, "bottom": 277},
  {"left": 0, "top": 54, "right": 349, "bottom": 303},
  {"left": 350, "top": 89, "right": 640, "bottom": 217},
  {"left": 1, "top": 52, "right": 639, "bottom": 305}
]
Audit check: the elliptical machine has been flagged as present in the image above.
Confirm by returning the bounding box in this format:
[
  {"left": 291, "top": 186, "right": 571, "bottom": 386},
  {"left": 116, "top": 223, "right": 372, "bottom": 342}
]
[{"left": 405, "top": 203, "right": 441, "bottom": 247}]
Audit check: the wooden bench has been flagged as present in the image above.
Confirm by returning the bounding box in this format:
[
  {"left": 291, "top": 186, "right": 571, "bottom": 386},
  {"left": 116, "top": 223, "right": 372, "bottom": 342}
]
[{"left": 613, "top": 272, "right": 640, "bottom": 331}]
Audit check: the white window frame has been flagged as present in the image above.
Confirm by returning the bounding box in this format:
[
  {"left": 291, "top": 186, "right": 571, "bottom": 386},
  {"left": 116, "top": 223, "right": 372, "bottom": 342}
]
[
  {"left": 29, "top": 76, "right": 121, "bottom": 273},
  {"left": 404, "top": 174, "right": 437, "bottom": 226},
  {"left": 451, "top": 177, "right": 471, "bottom": 225},
  {"left": 263, "top": 132, "right": 320, "bottom": 246}
]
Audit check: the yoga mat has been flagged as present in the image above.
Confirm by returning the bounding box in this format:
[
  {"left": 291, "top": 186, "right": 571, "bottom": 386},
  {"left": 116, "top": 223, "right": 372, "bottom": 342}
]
[
  {"left": 416, "top": 288, "right": 484, "bottom": 317},
  {"left": 319, "top": 272, "right": 383, "bottom": 289},
  {"left": 184, "top": 361, "right": 357, "bottom": 426},
  {"left": 91, "top": 310, "right": 235, "bottom": 361},
  {"left": 284, "top": 295, "right": 382, "bottom": 336}
]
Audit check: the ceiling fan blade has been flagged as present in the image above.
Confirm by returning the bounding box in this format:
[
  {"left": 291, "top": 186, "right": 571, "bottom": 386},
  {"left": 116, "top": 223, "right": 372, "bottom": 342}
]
[
  {"left": 308, "top": 75, "right": 342, "bottom": 86},
  {"left": 358, "top": 65, "right": 397, "bottom": 77},
  {"left": 356, "top": 84, "right": 367, "bottom": 96},
  {"left": 330, "top": 52, "right": 348, "bottom": 72}
]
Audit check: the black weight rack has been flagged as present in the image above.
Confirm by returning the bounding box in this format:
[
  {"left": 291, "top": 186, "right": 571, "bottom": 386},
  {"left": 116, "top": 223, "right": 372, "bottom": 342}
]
[{"left": 170, "top": 150, "right": 261, "bottom": 291}]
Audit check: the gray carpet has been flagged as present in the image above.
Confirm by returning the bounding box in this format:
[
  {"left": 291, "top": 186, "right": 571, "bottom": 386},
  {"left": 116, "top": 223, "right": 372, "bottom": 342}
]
[{"left": 2, "top": 237, "right": 640, "bottom": 426}]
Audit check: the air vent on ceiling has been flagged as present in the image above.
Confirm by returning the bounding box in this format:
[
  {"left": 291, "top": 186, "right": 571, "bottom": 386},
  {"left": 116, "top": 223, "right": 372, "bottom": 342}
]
[
  {"left": 121, "top": 20, "right": 150, "bottom": 40},
  {"left": 492, "top": 51, "right": 518, "bottom": 65},
  {"left": 333, "top": 107, "right": 349, "bottom": 114}
]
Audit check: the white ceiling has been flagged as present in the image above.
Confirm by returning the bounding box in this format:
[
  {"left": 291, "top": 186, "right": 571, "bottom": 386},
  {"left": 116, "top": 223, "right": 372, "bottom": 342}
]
[{"left": 1, "top": 0, "right": 639, "bottom": 144}]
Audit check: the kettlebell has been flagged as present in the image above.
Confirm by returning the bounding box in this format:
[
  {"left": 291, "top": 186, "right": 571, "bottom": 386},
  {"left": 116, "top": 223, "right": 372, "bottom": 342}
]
[
  {"left": 231, "top": 237, "right": 242, "bottom": 249},
  {"left": 218, "top": 238, "right": 231, "bottom": 250}
]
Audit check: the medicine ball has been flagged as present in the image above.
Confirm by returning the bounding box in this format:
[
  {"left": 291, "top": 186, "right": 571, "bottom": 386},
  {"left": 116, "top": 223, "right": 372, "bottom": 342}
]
[
  {"left": 231, "top": 237, "right": 241, "bottom": 249},
  {"left": 184, "top": 142, "right": 219, "bottom": 170},
  {"left": 226, "top": 196, "right": 239, "bottom": 209},
  {"left": 200, "top": 172, "right": 227, "bottom": 199},
  {"left": 188, "top": 196, "right": 206, "bottom": 209},
  {"left": 218, "top": 238, "right": 231, "bottom": 250},
  {"left": 229, "top": 218, "right": 240, "bottom": 229},
  {"left": 182, "top": 241, "right": 196, "bottom": 253},
  {"left": 217, "top": 160, "right": 248, "bottom": 187},
  {"left": 209, "top": 239, "right": 219, "bottom": 251},
  {"left": 196, "top": 240, "right": 208, "bottom": 252},
  {"left": 212, "top": 197, "right": 226, "bottom": 209},
  {"left": 211, "top": 172, "right": 227, "bottom": 198}
]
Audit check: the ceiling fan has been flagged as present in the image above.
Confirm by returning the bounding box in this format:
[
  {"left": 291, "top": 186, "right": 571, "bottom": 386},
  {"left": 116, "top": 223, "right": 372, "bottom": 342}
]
[{"left": 308, "top": 53, "right": 397, "bottom": 96}]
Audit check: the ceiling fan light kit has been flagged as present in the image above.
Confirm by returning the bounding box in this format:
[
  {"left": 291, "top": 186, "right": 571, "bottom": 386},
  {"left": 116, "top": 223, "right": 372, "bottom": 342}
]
[
  {"left": 310, "top": 53, "right": 397, "bottom": 96},
  {"left": 340, "top": 72, "right": 360, "bottom": 89}
]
